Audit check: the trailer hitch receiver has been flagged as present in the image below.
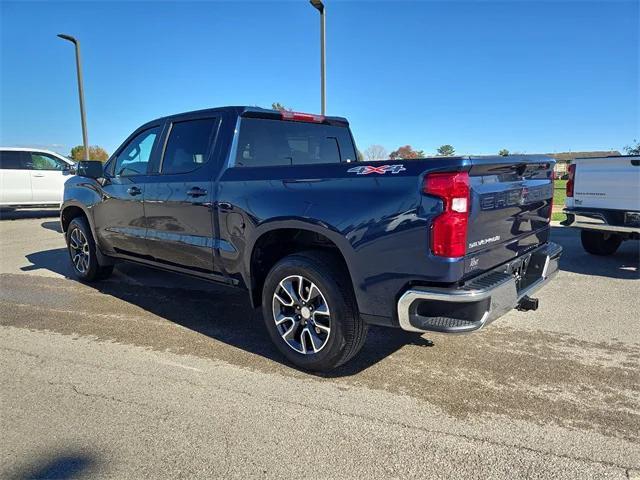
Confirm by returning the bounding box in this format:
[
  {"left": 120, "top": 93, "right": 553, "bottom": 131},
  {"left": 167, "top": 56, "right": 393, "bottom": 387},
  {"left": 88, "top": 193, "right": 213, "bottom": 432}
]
[{"left": 517, "top": 296, "right": 539, "bottom": 312}]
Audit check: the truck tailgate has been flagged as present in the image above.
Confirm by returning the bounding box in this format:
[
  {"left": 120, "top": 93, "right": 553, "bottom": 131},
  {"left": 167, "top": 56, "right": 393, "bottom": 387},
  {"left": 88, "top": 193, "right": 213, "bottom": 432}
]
[
  {"left": 570, "top": 155, "right": 640, "bottom": 211},
  {"left": 464, "top": 156, "right": 554, "bottom": 276}
]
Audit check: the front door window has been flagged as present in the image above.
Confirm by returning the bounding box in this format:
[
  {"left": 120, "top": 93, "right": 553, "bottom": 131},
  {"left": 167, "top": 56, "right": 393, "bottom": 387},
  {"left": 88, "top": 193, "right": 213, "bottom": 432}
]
[{"left": 113, "top": 127, "right": 160, "bottom": 177}]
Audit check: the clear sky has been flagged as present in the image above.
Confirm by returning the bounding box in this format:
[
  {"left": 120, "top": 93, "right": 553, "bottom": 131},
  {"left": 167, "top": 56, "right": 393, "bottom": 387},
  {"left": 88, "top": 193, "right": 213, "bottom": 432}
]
[{"left": 1, "top": 0, "right": 638, "bottom": 158}]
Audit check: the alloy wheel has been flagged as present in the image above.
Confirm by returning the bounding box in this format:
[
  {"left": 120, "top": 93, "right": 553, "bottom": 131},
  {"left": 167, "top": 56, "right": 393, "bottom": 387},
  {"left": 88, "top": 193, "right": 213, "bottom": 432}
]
[
  {"left": 69, "top": 227, "right": 90, "bottom": 274},
  {"left": 272, "top": 275, "right": 331, "bottom": 354}
]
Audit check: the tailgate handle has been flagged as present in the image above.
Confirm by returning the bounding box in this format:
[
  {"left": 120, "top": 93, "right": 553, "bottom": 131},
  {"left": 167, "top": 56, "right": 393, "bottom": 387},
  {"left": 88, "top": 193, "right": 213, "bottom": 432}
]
[{"left": 631, "top": 160, "right": 639, "bottom": 166}]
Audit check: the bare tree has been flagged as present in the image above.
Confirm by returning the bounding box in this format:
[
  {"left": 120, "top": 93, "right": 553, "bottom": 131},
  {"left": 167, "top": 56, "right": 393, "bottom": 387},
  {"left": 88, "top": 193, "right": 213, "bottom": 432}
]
[
  {"left": 624, "top": 139, "right": 640, "bottom": 155},
  {"left": 364, "top": 144, "right": 388, "bottom": 161},
  {"left": 271, "top": 102, "right": 292, "bottom": 112}
]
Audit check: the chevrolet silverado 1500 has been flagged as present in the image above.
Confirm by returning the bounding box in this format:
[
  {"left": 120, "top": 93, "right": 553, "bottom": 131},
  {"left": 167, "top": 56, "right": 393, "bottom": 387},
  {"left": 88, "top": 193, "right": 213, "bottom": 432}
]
[{"left": 61, "top": 106, "right": 562, "bottom": 371}]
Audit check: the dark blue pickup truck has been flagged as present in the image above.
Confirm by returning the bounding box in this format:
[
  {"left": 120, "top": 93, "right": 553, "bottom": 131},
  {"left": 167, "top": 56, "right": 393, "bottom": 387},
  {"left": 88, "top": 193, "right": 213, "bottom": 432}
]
[{"left": 61, "top": 106, "right": 562, "bottom": 371}]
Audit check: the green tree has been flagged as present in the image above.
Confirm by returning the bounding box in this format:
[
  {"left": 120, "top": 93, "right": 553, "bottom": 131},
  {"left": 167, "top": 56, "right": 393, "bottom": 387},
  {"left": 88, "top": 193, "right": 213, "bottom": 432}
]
[
  {"left": 499, "top": 149, "right": 510, "bottom": 156},
  {"left": 624, "top": 140, "right": 640, "bottom": 155},
  {"left": 70, "top": 145, "right": 109, "bottom": 162},
  {"left": 436, "top": 144, "right": 455, "bottom": 156},
  {"left": 271, "top": 102, "right": 292, "bottom": 112},
  {"left": 389, "top": 145, "right": 424, "bottom": 160}
]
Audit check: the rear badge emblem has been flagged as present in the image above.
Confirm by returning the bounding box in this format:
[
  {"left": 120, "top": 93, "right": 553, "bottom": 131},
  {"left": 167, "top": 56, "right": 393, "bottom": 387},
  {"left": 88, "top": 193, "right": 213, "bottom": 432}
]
[
  {"left": 469, "top": 235, "right": 501, "bottom": 249},
  {"left": 348, "top": 165, "right": 406, "bottom": 175}
]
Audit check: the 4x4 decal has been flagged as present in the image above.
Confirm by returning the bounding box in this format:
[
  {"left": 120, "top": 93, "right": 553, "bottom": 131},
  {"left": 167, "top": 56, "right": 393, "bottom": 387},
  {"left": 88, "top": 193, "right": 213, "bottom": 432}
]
[{"left": 347, "top": 164, "right": 407, "bottom": 175}]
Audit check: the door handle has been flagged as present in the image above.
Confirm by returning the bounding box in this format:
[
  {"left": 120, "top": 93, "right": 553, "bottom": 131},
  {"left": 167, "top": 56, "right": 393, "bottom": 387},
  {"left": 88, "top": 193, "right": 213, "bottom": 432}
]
[
  {"left": 217, "top": 202, "right": 233, "bottom": 212},
  {"left": 187, "top": 187, "right": 208, "bottom": 198},
  {"left": 127, "top": 186, "right": 142, "bottom": 196},
  {"left": 32, "top": 173, "right": 45, "bottom": 178}
]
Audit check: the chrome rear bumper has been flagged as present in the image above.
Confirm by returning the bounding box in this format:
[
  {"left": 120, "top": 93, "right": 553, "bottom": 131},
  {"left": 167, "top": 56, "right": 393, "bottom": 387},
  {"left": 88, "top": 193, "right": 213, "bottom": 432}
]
[
  {"left": 397, "top": 242, "right": 562, "bottom": 333},
  {"left": 562, "top": 209, "right": 640, "bottom": 234}
]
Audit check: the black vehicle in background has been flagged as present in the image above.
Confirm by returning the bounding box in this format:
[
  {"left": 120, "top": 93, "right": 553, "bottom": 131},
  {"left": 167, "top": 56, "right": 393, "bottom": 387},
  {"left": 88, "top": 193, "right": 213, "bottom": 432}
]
[{"left": 61, "top": 106, "right": 561, "bottom": 371}]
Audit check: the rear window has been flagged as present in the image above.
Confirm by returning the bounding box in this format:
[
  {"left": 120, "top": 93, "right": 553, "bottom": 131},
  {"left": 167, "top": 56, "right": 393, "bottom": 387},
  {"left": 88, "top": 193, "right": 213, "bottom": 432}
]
[
  {"left": 234, "top": 118, "right": 356, "bottom": 167},
  {"left": 0, "top": 151, "right": 26, "bottom": 169},
  {"left": 161, "top": 118, "right": 216, "bottom": 175}
]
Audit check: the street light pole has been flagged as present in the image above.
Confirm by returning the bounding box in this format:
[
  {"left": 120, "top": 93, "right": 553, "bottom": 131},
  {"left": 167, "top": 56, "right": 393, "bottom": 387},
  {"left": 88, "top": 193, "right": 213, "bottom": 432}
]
[
  {"left": 309, "top": 0, "right": 326, "bottom": 115},
  {"left": 58, "top": 34, "right": 89, "bottom": 161}
]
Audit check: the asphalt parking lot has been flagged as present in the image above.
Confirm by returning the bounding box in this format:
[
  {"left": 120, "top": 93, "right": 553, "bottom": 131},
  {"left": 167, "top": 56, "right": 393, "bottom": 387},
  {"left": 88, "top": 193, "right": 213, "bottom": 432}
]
[{"left": 1, "top": 210, "right": 638, "bottom": 479}]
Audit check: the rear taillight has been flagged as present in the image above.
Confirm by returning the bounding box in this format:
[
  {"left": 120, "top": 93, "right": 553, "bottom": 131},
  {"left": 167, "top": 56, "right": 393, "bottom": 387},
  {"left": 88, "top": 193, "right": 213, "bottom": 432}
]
[
  {"left": 424, "top": 172, "right": 470, "bottom": 258},
  {"left": 566, "top": 164, "right": 576, "bottom": 197},
  {"left": 280, "top": 111, "right": 325, "bottom": 123}
]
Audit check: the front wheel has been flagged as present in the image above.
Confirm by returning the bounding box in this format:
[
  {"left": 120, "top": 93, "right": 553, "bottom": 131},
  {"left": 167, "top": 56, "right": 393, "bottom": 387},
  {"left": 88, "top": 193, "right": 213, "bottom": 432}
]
[
  {"left": 262, "top": 251, "right": 367, "bottom": 372},
  {"left": 66, "top": 217, "right": 114, "bottom": 281},
  {"left": 580, "top": 230, "right": 622, "bottom": 256}
]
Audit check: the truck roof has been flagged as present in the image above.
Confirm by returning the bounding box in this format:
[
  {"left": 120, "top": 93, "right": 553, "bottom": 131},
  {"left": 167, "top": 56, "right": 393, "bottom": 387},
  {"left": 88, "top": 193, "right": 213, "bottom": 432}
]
[{"left": 147, "top": 106, "right": 349, "bottom": 127}]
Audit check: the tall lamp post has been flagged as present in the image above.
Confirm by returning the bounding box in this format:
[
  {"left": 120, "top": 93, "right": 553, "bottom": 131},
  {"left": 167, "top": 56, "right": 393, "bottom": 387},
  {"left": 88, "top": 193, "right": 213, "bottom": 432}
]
[
  {"left": 309, "top": 0, "right": 326, "bottom": 115},
  {"left": 58, "top": 34, "right": 89, "bottom": 161}
]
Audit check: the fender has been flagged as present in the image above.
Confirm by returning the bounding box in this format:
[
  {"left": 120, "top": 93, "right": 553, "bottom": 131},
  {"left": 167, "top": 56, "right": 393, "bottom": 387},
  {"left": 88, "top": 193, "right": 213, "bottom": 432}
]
[
  {"left": 244, "top": 217, "right": 358, "bottom": 307},
  {"left": 60, "top": 186, "right": 115, "bottom": 266}
]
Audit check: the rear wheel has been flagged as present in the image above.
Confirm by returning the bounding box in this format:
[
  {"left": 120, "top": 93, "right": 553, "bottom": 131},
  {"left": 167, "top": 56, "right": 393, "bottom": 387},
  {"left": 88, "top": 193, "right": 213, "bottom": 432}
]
[
  {"left": 580, "top": 230, "right": 622, "bottom": 256},
  {"left": 66, "top": 217, "right": 114, "bottom": 281},
  {"left": 262, "top": 251, "right": 367, "bottom": 372}
]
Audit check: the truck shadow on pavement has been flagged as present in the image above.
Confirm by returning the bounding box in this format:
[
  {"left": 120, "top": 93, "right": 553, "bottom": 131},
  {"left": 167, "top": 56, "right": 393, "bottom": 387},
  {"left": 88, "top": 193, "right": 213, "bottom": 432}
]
[
  {"left": 8, "top": 451, "right": 97, "bottom": 480},
  {"left": 22, "top": 247, "right": 432, "bottom": 376},
  {"left": 17, "top": 224, "right": 636, "bottom": 375},
  {"left": 0, "top": 209, "right": 59, "bottom": 221},
  {"left": 550, "top": 227, "right": 639, "bottom": 280},
  {"left": 41, "top": 220, "right": 63, "bottom": 233}
]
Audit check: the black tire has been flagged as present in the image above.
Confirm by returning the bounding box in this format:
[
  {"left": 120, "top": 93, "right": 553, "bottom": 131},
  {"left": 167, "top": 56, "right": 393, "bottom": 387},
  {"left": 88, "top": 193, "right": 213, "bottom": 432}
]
[
  {"left": 261, "top": 251, "right": 368, "bottom": 372},
  {"left": 580, "top": 230, "right": 622, "bottom": 256},
  {"left": 66, "top": 217, "right": 114, "bottom": 281}
]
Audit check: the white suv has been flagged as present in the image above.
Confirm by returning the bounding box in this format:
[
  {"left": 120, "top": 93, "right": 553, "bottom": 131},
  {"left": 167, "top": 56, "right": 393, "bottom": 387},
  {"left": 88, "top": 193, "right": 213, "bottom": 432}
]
[{"left": 0, "top": 148, "right": 76, "bottom": 209}]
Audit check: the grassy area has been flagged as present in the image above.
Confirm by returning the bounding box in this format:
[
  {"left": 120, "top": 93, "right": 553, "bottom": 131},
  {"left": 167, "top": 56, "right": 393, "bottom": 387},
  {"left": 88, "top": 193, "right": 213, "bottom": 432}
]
[
  {"left": 553, "top": 179, "right": 567, "bottom": 207},
  {"left": 551, "top": 179, "right": 567, "bottom": 222}
]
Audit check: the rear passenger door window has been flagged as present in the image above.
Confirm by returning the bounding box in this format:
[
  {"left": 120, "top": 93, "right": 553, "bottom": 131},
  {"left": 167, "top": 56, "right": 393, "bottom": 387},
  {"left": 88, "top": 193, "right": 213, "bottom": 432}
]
[
  {"left": 112, "top": 127, "right": 160, "bottom": 177},
  {"left": 0, "top": 151, "right": 27, "bottom": 169},
  {"left": 0, "top": 151, "right": 31, "bottom": 203},
  {"left": 234, "top": 118, "right": 356, "bottom": 167},
  {"left": 160, "top": 118, "right": 216, "bottom": 175}
]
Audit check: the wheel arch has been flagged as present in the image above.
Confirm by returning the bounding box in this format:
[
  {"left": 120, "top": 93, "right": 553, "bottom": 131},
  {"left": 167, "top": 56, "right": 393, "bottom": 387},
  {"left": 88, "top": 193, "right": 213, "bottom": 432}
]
[
  {"left": 61, "top": 203, "right": 89, "bottom": 232},
  {"left": 246, "top": 221, "right": 356, "bottom": 309},
  {"left": 60, "top": 201, "right": 97, "bottom": 236},
  {"left": 60, "top": 201, "right": 113, "bottom": 265}
]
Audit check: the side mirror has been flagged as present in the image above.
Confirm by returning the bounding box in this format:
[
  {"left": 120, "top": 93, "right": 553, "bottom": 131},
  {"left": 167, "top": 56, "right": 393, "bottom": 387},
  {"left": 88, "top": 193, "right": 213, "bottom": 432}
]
[{"left": 76, "top": 160, "right": 103, "bottom": 179}]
